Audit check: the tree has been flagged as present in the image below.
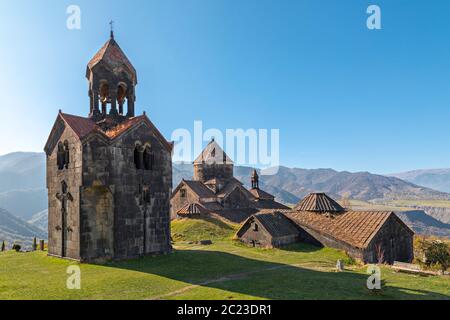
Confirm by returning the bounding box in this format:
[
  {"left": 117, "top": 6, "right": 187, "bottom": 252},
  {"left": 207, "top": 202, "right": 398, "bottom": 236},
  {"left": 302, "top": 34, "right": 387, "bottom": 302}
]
[
  {"left": 425, "top": 241, "right": 450, "bottom": 272},
  {"left": 1, "top": 241, "right": 5, "bottom": 252},
  {"left": 32, "top": 237, "right": 37, "bottom": 251},
  {"left": 341, "top": 192, "right": 352, "bottom": 210}
]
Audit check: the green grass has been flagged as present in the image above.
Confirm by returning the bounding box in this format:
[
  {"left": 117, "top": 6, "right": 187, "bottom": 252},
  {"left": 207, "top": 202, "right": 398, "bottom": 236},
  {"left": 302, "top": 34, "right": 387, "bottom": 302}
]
[
  {"left": 382, "top": 199, "right": 450, "bottom": 208},
  {"left": 171, "top": 217, "right": 238, "bottom": 242},
  {"left": 0, "top": 217, "right": 449, "bottom": 300}
]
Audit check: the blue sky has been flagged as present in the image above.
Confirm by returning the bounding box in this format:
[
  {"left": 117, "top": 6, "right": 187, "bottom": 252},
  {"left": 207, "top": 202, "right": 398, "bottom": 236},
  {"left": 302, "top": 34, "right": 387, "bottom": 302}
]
[{"left": 1, "top": 0, "right": 450, "bottom": 174}]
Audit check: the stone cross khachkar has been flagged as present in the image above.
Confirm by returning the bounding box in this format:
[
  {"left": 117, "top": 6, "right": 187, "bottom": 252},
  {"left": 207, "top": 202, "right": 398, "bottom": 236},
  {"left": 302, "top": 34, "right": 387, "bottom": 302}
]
[
  {"left": 56, "top": 182, "right": 73, "bottom": 257},
  {"left": 336, "top": 259, "right": 344, "bottom": 272}
]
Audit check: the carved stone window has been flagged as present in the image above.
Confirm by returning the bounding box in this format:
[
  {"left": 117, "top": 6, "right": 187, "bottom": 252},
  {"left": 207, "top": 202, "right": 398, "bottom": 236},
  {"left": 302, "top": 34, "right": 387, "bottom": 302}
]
[
  {"left": 63, "top": 141, "right": 70, "bottom": 169},
  {"left": 57, "top": 141, "right": 70, "bottom": 170},
  {"left": 143, "top": 146, "right": 154, "bottom": 170},
  {"left": 134, "top": 143, "right": 144, "bottom": 169},
  {"left": 57, "top": 142, "right": 65, "bottom": 170},
  {"left": 142, "top": 185, "right": 151, "bottom": 204}
]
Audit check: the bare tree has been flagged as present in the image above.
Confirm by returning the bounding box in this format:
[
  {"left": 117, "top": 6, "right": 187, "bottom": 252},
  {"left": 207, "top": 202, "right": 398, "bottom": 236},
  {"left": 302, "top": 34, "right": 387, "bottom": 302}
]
[
  {"left": 375, "top": 243, "right": 385, "bottom": 264},
  {"left": 341, "top": 192, "right": 352, "bottom": 210}
]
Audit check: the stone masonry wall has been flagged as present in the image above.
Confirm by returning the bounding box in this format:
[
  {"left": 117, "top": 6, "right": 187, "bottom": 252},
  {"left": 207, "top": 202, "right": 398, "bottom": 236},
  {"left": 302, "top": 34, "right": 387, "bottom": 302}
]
[{"left": 47, "top": 125, "right": 82, "bottom": 260}]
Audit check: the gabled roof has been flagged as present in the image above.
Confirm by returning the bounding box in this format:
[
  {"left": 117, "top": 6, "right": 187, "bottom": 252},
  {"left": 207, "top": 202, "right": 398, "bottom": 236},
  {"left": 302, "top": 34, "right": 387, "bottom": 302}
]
[
  {"left": 44, "top": 112, "right": 172, "bottom": 155},
  {"left": 177, "top": 202, "right": 211, "bottom": 216},
  {"left": 239, "top": 212, "right": 299, "bottom": 238},
  {"left": 86, "top": 38, "right": 137, "bottom": 84},
  {"left": 249, "top": 188, "right": 275, "bottom": 200},
  {"left": 285, "top": 210, "right": 405, "bottom": 248},
  {"left": 294, "top": 193, "right": 345, "bottom": 213},
  {"left": 216, "top": 179, "right": 255, "bottom": 200},
  {"left": 181, "top": 180, "right": 216, "bottom": 199},
  {"left": 254, "top": 199, "right": 290, "bottom": 210},
  {"left": 193, "top": 139, "right": 233, "bottom": 165}
]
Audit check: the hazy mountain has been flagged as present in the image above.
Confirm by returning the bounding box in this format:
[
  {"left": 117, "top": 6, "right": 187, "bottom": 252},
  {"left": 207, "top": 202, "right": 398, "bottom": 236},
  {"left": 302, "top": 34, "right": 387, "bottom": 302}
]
[
  {"left": 252, "top": 166, "right": 449, "bottom": 201},
  {"left": 0, "top": 152, "right": 47, "bottom": 219},
  {"left": 0, "top": 208, "right": 47, "bottom": 248},
  {"left": 395, "top": 210, "right": 450, "bottom": 238},
  {"left": 0, "top": 189, "right": 47, "bottom": 220},
  {"left": 1, "top": 153, "right": 449, "bottom": 239},
  {"left": 28, "top": 209, "right": 48, "bottom": 232},
  {"left": 0, "top": 152, "right": 45, "bottom": 192},
  {"left": 389, "top": 169, "right": 450, "bottom": 193}
]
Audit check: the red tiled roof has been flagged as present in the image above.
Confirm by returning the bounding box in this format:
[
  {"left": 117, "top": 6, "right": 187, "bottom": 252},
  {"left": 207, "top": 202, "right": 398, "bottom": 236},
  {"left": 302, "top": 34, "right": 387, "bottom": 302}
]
[
  {"left": 60, "top": 113, "right": 99, "bottom": 139},
  {"left": 57, "top": 113, "right": 172, "bottom": 152},
  {"left": 87, "top": 38, "right": 137, "bottom": 84}
]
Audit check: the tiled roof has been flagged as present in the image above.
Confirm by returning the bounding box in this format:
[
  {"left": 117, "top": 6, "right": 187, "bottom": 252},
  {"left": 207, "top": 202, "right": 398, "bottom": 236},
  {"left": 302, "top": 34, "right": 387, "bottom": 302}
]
[
  {"left": 87, "top": 38, "right": 137, "bottom": 84},
  {"left": 294, "top": 193, "right": 345, "bottom": 213},
  {"left": 103, "top": 115, "right": 147, "bottom": 139},
  {"left": 249, "top": 188, "right": 275, "bottom": 200},
  {"left": 60, "top": 113, "right": 99, "bottom": 139},
  {"left": 213, "top": 208, "right": 259, "bottom": 224},
  {"left": 58, "top": 113, "right": 172, "bottom": 152},
  {"left": 183, "top": 180, "right": 216, "bottom": 198},
  {"left": 216, "top": 180, "right": 256, "bottom": 200},
  {"left": 177, "top": 202, "right": 210, "bottom": 216},
  {"left": 252, "top": 212, "right": 299, "bottom": 238},
  {"left": 285, "top": 210, "right": 396, "bottom": 248},
  {"left": 254, "top": 199, "right": 290, "bottom": 210},
  {"left": 193, "top": 139, "right": 233, "bottom": 164}
]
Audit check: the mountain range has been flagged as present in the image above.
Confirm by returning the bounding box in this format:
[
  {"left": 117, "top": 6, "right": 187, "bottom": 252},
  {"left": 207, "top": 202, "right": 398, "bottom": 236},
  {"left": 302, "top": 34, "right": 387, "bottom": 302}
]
[
  {"left": 389, "top": 169, "right": 450, "bottom": 193},
  {"left": 1, "top": 152, "right": 449, "bottom": 239},
  {"left": 0, "top": 208, "right": 47, "bottom": 248}
]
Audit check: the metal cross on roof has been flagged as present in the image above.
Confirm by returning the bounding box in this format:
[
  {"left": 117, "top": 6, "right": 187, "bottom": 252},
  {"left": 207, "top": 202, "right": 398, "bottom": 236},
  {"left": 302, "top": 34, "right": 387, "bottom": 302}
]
[{"left": 109, "top": 20, "right": 115, "bottom": 39}]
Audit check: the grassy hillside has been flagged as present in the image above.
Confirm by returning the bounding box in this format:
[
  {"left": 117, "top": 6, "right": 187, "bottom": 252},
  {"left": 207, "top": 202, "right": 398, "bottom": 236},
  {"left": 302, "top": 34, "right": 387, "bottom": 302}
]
[
  {"left": 0, "top": 217, "right": 449, "bottom": 300},
  {"left": 171, "top": 217, "right": 238, "bottom": 242}
]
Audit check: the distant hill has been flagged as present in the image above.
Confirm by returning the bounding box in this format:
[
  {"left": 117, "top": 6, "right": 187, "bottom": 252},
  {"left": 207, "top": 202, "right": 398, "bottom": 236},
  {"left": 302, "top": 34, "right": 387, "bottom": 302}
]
[
  {"left": 173, "top": 164, "right": 449, "bottom": 203},
  {"left": 28, "top": 209, "right": 48, "bottom": 232},
  {"left": 258, "top": 166, "right": 450, "bottom": 201},
  {"left": 389, "top": 169, "right": 450, "bottom": 193},
  {"left": 0, "top": 152, "right": 45, "bottom": 192},
  {"left": 1, "top": 153, "right": 449, "bottom": 238},
  {"left": 0, "top": 208, "right": 47, "bottom": 247},
  {"left": 0, "top": 189, "right": 47, "bottom": 220},
  {"left": 0, "top": 152, "right": 47, "bottom": 220},
  {"left": 395, "top": 210, "right": 450, "bottom": 238}
]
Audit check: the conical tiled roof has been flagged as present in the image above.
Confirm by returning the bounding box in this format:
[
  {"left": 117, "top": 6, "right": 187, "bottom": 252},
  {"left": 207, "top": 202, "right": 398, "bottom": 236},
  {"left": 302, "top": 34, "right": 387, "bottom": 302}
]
[
  {"left": 86, "top": 38, "right": 137, "bottom": 84},
  {"left": 193, "top": 139, "right": 233, "bottom": 165},
  {"left": 294, "top": 193, "right": 345, "bottom": 213}
]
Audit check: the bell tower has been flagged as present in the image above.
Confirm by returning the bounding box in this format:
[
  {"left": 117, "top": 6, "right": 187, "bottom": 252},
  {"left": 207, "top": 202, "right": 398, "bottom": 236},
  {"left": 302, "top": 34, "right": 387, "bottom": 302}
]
[{"left": 86, "top": 28, "right": 137, "bottom": 121}]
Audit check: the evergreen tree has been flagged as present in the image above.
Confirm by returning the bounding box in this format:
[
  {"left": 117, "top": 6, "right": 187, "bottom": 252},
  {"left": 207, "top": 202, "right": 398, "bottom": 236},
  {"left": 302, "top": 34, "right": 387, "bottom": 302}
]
[
  {"left": 32, "top": 237, "right": 37, "bottom": 251},
  {"left": 1, "top": 241, "right": 5, "bottom": 252}
]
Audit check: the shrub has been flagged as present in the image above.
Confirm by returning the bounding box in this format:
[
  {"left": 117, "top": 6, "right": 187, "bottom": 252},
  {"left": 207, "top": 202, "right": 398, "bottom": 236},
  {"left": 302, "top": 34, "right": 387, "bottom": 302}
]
[
  {"left": 12, "top": 244, "right": 21, "bottom": 252},
  {"left": 415, "top": 237, "right": 450, "bottom": 272}
]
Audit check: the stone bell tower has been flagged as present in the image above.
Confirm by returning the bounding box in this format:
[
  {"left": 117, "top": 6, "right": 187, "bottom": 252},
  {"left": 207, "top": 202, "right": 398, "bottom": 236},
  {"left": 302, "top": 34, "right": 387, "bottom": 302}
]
[
  {"left": 44, "top": 30, "right": 173, "bottom": 262},
  {"left": 86, "top": 30, "right": 137, "bottom": 120}
]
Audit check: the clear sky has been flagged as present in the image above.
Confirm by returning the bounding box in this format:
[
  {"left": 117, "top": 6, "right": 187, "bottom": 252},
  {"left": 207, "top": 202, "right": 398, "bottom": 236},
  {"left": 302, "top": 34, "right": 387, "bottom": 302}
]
[{"left": 1, "top": 0, "right": 450, "bottom": 174}]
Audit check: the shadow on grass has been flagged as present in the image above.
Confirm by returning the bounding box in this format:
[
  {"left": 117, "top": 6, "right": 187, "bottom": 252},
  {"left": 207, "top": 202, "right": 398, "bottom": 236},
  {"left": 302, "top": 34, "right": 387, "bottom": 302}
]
[
  {"left": 279, "top": 242, "right": 322, "bottom": 253},
  {"left": 104, "top": 249, "right": 449, "bottom": 300}
]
